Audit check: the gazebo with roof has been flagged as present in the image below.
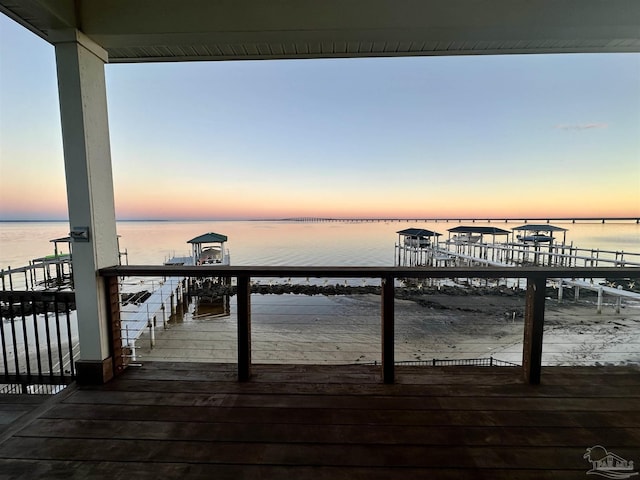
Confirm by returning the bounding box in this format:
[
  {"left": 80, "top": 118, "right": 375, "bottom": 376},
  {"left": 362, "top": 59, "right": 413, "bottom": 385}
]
[
  {"left": 447, "top": 226, "right": 511, "bottom": 245},
  {"left": 512, "top": 224, "right": 568, "bottom": 246},
  {"left": 188, "top": 232, "right": 229, "bottom": 265},
  {"left": 395, "top": 228, "right": 442, "bottom": 266},
  {"left": 397, "top": 228, "right": 441, "bottom": 248}
]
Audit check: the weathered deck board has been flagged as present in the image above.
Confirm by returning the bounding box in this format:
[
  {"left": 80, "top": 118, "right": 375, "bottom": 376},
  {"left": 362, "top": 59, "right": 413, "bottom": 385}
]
[
  {"left": 94, "top": 377, "right": 640, "bottom": 397},
  {"left": 0, "top": 363, "right": 638, "bottom": 479},
  {"left": 0, "top": 437, "right": 618, "bottom": 468},
  {"left": 61, "top": 389, "right": 640, "bottom": 411},
  {"left": 0, "top": 395, "right": 49, "bottom": 433},
  {"left": 0, "top": 459, "right": 599, "bottom": 480},
  {"left": 39, "top": 403, "right": 640, "bottom": 428},
  {"left": 16, "top": 418, "right": 640, "bottom": 446}
]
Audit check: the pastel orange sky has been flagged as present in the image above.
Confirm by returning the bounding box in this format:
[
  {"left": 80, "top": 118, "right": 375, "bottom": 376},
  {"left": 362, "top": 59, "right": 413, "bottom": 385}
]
[{"left": 1, "top": 15, "right": 639, "bottom": 221}]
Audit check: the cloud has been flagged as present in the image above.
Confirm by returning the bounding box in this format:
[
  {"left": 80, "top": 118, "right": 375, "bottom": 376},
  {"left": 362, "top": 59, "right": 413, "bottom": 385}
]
[{"left": 554, "top": 123, "right": 608, "bottom": 131}]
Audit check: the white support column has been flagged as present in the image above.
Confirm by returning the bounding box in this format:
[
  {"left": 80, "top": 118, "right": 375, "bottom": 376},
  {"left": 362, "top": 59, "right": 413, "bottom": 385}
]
[{"left": 53, "top": 29, "right": 119, "bottom": 384}]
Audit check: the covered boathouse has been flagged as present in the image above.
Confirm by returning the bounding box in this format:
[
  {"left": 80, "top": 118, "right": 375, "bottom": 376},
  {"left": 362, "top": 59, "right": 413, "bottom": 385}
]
[
  {"left": 1, "top": 2, "right": 639, "bottom": 478},
  {"left": 189, "top": 232, "right": 229, "bottom": 265},
  {"left": 447, "top": 225, "right": 512, "bottom": 245},
  {"left": 164, "top": 232, "right": 230, "bottom": 266},
  {"left": 395, "top": 228, "right": 441, "bottom": 266},
  {"left": 513, "top": 224, "right": 569, "bottom": 246}
]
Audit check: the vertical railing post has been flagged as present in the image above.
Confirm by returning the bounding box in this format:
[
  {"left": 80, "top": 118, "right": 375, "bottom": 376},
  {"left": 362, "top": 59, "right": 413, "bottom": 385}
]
[
  {"left": 8, "top": 298, "right": 20, "bottom": 379},
  {"left": 237, "top": 275, "right": 251, "bottom": 381},
  {"left": 105, "top": 275, "right": 125, "bottom": 376},
  {"left": 523, "top": 275, "right": 546, "bottom": 384},
  {"left": 381, "top": 274, "right": 395, "bottom": 384},
  {"left": 558, "top": 282, "right": 563, "bottom": 304},
  {"left": 597, "top": 287, "right": 603, "bottom": 314},
  {"left": 19, "top": 296, "right": 32, "bottom": 381},
  {"left": 64, "top": 299, "right": 75, "bottom": 379}
]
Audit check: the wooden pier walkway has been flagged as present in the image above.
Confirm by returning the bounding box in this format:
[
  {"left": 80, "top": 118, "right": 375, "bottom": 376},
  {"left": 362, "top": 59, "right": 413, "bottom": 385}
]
[{"left": 0, "top": 362, "right": 639, "bottom": 479}]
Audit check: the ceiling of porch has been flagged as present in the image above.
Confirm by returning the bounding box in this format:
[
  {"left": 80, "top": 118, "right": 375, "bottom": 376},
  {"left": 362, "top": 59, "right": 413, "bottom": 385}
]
[{"left": 0, "top": 0, "right": 639, "bottom": 63}]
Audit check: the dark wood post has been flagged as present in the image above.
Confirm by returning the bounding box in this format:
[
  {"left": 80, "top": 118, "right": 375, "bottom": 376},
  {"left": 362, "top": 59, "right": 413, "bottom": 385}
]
[
  {"left": 237, "top": 275, "right": 251, "bottom": 381},
  {"left": 381, "top": 274, "right": 395, "bottom": 384},
  {"left": 523, "top": 275, "right": 546, "bottom": 384},
  {"left": 106, "top": 275, "right": 125, "bottom": 377}
]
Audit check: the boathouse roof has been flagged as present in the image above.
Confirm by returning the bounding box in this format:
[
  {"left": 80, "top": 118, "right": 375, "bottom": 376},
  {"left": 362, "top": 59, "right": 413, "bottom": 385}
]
[
  {"left": 187, "top": 232, "right": 228, "bottom": 244},
  {"left": 512, "top": 224, "right": 568, "bottom": 232},
  {"left": 397, "top": 228, "right": 441, "bottom": 237},
  {"left": 447, "top": 226, "right": 510, "bottom": 235}
]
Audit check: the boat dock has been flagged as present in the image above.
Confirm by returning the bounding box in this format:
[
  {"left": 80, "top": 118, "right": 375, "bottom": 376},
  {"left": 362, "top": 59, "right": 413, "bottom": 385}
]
[
  {"left": 119, "top": 231, "right": 232, "bottom": 361},
  {"left": 120, "top": 277, "right": 186, "bottom": 361},
  {"left": 1, "top": 235, "right": 130, "bottom": 293},
  {"left": 557, "top": 278, "right": 640, "bottom": 314},
  {"left": 1, "top": 255, "right": 73, "bottom": 292},
  {"left": 395, "top": 224, "right": 640, "bottom": 308},
  {"left": 396, "top": 225, "right": 640, "bottom": 269}
]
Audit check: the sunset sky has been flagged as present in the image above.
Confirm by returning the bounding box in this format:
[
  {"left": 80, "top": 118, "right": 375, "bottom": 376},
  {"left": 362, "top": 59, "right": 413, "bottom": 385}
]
[{"left": 1, "top": 14, "right": 639, "bottom": 221}]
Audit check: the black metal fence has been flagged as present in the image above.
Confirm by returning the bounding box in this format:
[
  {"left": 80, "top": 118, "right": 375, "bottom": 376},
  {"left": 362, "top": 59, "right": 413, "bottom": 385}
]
[
  {"left": 395, "top": 357, "right": 520, "bottom": 367},
  {"left": 0, "top": 291, "right": 78, "bottom": 392}
]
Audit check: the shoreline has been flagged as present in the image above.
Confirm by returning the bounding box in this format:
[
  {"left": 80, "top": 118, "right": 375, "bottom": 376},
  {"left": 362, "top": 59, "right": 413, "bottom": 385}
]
[
  {"left": 133, "top": 291, "right": 640, "bottom": 367},
  {"left": 185, "top": 280, "right": 612, "bottom": 304}
]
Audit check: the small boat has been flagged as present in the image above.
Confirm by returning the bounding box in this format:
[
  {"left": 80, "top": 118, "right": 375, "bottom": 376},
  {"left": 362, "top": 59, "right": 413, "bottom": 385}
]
[
  {"left": 404, "top": 237, "right": 430, "bottom": 248},
  {"left": 198, "top": 246, "right": 225, "bottom": 265},
  {"left": 517, "top": 234, "right": 554, "bottom": 243},
  {"left": 512, "top": 224, "right": 567, "bottom": 245},
  {"left": 453, "top": 233, "right": 482, "bottom": 244}
]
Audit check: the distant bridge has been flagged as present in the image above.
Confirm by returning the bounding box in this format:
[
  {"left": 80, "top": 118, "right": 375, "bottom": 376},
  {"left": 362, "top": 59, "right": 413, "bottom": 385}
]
[{"left": 278, "top": 217, "right": 640, "bottom": 224}]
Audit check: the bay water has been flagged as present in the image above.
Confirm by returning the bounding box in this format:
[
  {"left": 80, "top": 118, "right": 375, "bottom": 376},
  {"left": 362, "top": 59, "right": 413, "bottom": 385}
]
[{"left": 2, "top": 219, "right": 639, "bottom": 268}]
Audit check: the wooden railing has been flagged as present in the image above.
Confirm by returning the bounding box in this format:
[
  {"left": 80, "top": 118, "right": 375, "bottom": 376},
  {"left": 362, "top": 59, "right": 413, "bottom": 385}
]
[{"left": 100, "top": 265, "right": 639, "bottom": 385}]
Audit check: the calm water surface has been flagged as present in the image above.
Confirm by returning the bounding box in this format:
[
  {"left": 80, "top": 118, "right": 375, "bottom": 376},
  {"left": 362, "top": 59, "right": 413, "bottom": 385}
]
[{"left": 1, "top": 220, "right": 639, "bottom": 268}]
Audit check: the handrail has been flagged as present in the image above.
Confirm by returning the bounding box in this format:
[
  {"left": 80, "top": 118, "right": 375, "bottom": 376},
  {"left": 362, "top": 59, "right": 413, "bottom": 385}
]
[
  {"left": 100, "top": 265, "right": 638, "bottom": 279},
  {"left": 99, "top": 265, "right": 638, "bottom": 386}
]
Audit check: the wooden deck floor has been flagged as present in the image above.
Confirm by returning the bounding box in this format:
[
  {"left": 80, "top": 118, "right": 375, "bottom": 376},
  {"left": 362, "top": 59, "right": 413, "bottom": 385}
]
[{"left": 0, "top": 363, "right": 639, "bottom": 479}]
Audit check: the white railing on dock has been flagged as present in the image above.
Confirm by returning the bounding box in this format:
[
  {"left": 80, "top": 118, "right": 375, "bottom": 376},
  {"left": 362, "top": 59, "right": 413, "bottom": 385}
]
[
  {"left": 395, "top": 241, "right": 640, "bottom": 269},
  {"left": 394, "top": 240, "right": 640, "bottom": 309},
  {"left": 1, "top": 256, "right": 73, "bottom": 291},
  {"left": 557, "top": 278, "right": 640, "bottom": 314},
  {"left": 120, "top": 276, "right": 184, "bottom": 360}
]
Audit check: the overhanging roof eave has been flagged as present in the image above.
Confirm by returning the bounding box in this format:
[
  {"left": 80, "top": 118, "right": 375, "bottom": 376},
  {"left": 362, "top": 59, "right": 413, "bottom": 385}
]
[{"left": 2, "top": 0, "right": 639, "bottom": 63}]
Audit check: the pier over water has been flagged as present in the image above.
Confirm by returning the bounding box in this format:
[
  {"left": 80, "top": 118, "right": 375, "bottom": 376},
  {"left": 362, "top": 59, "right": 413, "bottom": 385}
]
[{"left": 395, "top": 223, "right": 640, "bottom": 312}]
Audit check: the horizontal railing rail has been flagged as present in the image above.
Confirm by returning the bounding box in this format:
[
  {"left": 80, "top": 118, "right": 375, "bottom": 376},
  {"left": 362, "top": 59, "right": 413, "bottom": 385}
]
[
  {"left": 0, "top": 290, "right": 78, "bottom": 391},
  {"left": 100, "top": 265, "right": 639, "bottom": 385},
  {"left": 101, "top": 265, "right": 638, "bottom": 279},
  {"left": 435, "top": 242, "right": 640, "bottom": 268}
]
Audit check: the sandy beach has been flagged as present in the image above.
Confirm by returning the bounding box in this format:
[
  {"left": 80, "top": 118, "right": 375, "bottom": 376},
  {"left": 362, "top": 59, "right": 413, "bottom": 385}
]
[{"left": 133, "top": 291, "right": 640, "bottom": 367}]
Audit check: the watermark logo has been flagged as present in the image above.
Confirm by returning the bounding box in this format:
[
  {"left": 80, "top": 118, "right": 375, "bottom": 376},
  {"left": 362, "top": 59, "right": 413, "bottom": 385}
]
[{"left": 584, "top": 445, "right": 638, "bottom": 479}]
